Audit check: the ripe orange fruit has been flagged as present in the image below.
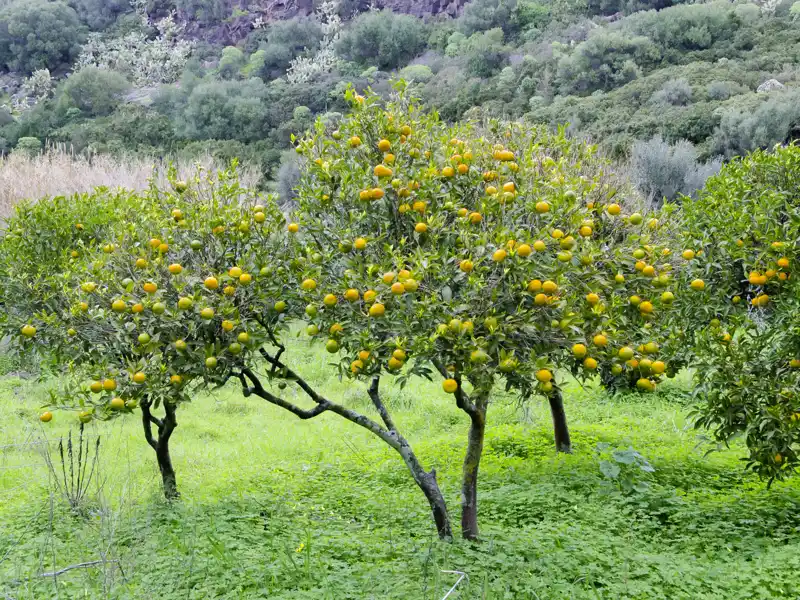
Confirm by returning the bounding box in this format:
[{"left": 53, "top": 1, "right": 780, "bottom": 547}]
[
  {"left": 345, "top": 289, "right": 360, "bottom": 302},
  {"left": 350, "top": 360, "right": 364, "bottom": 374},
  {"left": 391, "top": 282, "right": 405, "bottom": 295},
  {"left": 288, "top": 223, "right": 299, "bottom": 233},
  {"left": 382, "top": 272, "right": 396, "bottom": 284},
  {"left": 542, "top": 280, "right": 558, "bottom": 294},
  {"left": 618, "top": 347, "right": 634, "bottom": 360},
  {"left": 457, "top": 164, "right": 469, "bottom": 175},
  {"left": 551, "top": 229, "right": 564, "bottom": 239},
  {"left": 200, "top": 307, "right": 215, "bottom": 320},
  {"left": 412, "top": 201, "right": 426, "bottom": 213},
  {"left": 639, "top": 301, "right": 654, "bottom": 314},
  {"left": 133, "top": 371, "right": 146, "bottom": 384},
  {"left": 535, "top": 201, "right": 550, "bottom": 214},
  {"left": 442, "top": 379, "right": 458, "bottom": 394},
  {"left": 103, "top": 379, "right": 117, "bottom": 392},
  {"left": 111, "top": 299, "right": 126, "bottom": 313},
  {"left": 170, "top": 374, "right": 183, "bottom": 386},
  {"left": 534, "top": 293, "right": 548, "bottom": 306},
  {"left": 583, "top": 357, "right": 598, "bottom": 370},
  {"left": 110, "top": 397, "right": 125, "bottom": 410},
  {"left": 377, "top": 139, "right": 391, "bottom": 152},
  {"left": 323, "top": 294, "right": 338, "bottom": 307},
  {"left": 90, "top": 381, "right": 103, "bottom": 393},
  {"left": 586, "top": 293, "right": 600, "bottom": 306},
  {"left": 682, "top": 249, "right": 695, "bottom": 260},
  {"left": 415, "top": 222, "right": 428, "bottom": 234},
  {"left": 579, "top": 226, "right": 592, "bottom": 237},
  {"left": 301, "top": 278, "right": 317, "bottom": 291},
  {"left": 168, "top": 263, "right": 182, "bottom": 275},
  {"left": 135, "top": 258, "right": 148, "bottom": 269},
  {"left": 403, "top": 279, "right": 419, "bottom": 292},
  {"left": 469, "top": 212, "right": 482, "bottom": 224},
  {"left": 460, "top": 260, "right": 474, "bottom": 273},
  {"left": 690, "top": 279, "right": 705, "bottom": 291},
  {"left": 536, "top": 369, "right": 553, "bottom": 383},
  {"left": 239, "top": 273, "right": 252, "bottom": 285},
  {"left": 39, "top": 411, "right": 53, "bottom": 423},
  {"left": 149, "top": 238, "right": 161, "bottom": 249},
  {"left": 398, "top": 269, "right": 411, "bottom": 281},
  {"left": 254, "top": 212, "right": 266, "bottom": 223},
  {"left": 222, "top": 320, "right": 234, "bottom": 332},
  {"left": 388, "top": 357, "right": 403, "bottom": 370},
  {"left": 517, "top": 244, "right": 532, "bottom": 257},
  {"left": 158, "top": 243, "right": 169, "bottom": 254},
  {"left": 777, "top": 257, "right": 790, "bottom": 268},
  {"left": 369, "top": 303, "right": 386, "bottom": 317},
  {"left": 492, "top": 249, "right": 507, "bottom": 262},
  {"left": 355, "top": 237, "right": 367, "bottom": 250},
  {"left": 593, "top": 334, "right": 608, "bottom": 347},
  {"left": 229, "top": 267, "right": 243, "bottom": 278},
  {"left": 651, "top": 361, "right": 666, "bottom": 374},
  {"left": 607, "top": 204, "right": 621, "bottom": 215},
  {"left": 374, "top": 165, "right": 393, "bottom": 178},
  {"left": 177, "top": 297, "right": 193, "bottom": 310},
  {"left": 363, "top": 290, "right": 377, "bottom": 304},
  {"left": 21, "top": 324, "right": 36, "bottom": 338},
  {"left": 527, "top": 279, "right": 542, "bottom": 292},
  {"left": 143, "top": 282, "right": 157, "bottom": 294},
  {"left": 371, "top": 188, "right": 385, "bottom": 199},
  {"left": 572, "top": 343, "right": 587, "bottom": 358},
  {"left": 533, "top": 240, "right": 546, "bottom": 252},
  {"left": 205, "top": 277, "right": 219, "bottom": 290}
]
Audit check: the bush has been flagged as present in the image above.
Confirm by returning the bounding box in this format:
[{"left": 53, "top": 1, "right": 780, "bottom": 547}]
[
  {"left": 630, "top": 135, "right": 721, "bottom": 203},
  {"left": 398, "top": 64, "right": 434, "bottom": 83},
  {"left": 13, "top": 137, "right": 42, "bottom": 158},
  {"left": 218, "top": 46, "right": 246, "bottom": 79},
  {"left": 58, "top": 67, "right": 131, "bottom": 117},
  {"left": 711, "top": 89, "right": 800, "bottom": 158},
  {"left": 176, "top": 0, "right": 229, "bottom": 24},
  {"left": 71, "top": 0, "right": 131, "bottom": 30},
  {"left": 336, "top": 10, "right": 429, "bottom": 70},
  {"left": 705, "top": 80, "right": 747, "bottom": 101},
  {"left": 246, "top": 17, "right": 323, "bottom": 79},
  {"left": 458, "top": 0, "right": 518, "bottom": 36},
  {"left": 0, "top": 0, "right": 85, "bottom": 74},
  {"left": 650, "top": 78, "right": 693, "bottom": 106}
]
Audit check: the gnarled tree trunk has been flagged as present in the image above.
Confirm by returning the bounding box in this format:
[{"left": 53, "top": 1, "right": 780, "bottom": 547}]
[
  {"left": 548, "top": 388, "right": 571, "bottom": 453},
  {"left": 141, "top": 399, "right": 179, "bottom": 499}
]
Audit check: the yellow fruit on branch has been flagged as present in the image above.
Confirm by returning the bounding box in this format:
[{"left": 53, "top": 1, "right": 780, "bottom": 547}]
[{"left": 443, "top": 378, "right": 458, "bottom": 394}]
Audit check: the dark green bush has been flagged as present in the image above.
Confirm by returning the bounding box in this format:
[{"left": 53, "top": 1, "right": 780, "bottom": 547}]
[{"left": 336, "top": 10, "right": 429, "bottom": 70}]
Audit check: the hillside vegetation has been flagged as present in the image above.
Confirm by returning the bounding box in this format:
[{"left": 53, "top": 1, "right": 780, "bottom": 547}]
[{"left": 0, "top": 0, "right": 798, "bottom": 202}]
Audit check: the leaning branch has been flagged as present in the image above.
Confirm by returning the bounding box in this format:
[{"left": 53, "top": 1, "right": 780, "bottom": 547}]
[
  {"left": 140, "top": 401, "right": 158, "bottom": 450},
  {"left": 239, "top": 368, "right": 330, "bottom": 420},
  {"left": 368, "top": 377, "right": 396, "bottom": 432}
]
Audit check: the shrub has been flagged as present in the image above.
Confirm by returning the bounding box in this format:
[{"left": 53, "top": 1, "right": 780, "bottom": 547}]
[
  {"left": 630, "top": 135, "right": 721, "bottom": 203},
  {"left": 0, "top": 0, "right": 85, "bottom": 74},
  {"left": 711, "top": 89, "right": 800, "bottom": 158},
  {"left": 218, "top": 46, "right": 246, "bottom": 79},
  {"left": 176, "top": 0, "right": 229, "bottom": 24},
  {"left": 12, "top": 137, "right": 42, "bottom": 158},
  {"left": 705, "top": 80, "right": 747, "bottom": 101},
  {"left": 71, "top": 0, "right": 131, "bottom": 30},
  {"left": 336, "top": 10, "right": 429, "bottom": 70},
  {"left": 58, "top": 67, "right": 131, "bottom": 117},
  {"left": 650, "top": 78, "right": 693, "bottom": 106},
  {"left": 398, "top": 64, "right": 434, "bottom": 83},
  {"left": 458, "top": 0, "right": 519, "bottom": 36}
]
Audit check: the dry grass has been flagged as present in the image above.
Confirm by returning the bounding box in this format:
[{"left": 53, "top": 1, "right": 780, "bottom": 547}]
[{"left": 0, "top": 147, "right": 263, "bottom": 221}]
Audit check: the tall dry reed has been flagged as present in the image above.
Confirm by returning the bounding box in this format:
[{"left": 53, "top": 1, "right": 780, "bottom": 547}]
[{"left": 0, "top": 146, "right": 263, "bottom": 220}]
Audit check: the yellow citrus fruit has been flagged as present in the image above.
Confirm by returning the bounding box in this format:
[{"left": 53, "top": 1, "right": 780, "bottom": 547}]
[
  {"left": 586, "top": 293, "right": 600, "bottom": 306},
  {"left": 391, "top": 282, "right": 405, "bottom": 295},
  {"left": 442, "top": 379, "right": 458, "bottom": 394},
  {"left": 222, "top": 320, "right": 234, "bottom": 331},
  {"left": 690, "top": 279, "right": 705, "bottom": 291},
  {"left": 345, "top": 288, "right": 360, "bottom": 302},
  {"left": 363, "top": 290, "right": 377, "bottom": 304},
  {"left": 535, "top": 201, "right": 550, "bottom": 213},
  {"left": 415, "top": 222, "right": 428, "bottom": 234},
  {"left": 103, "top": 379, "right": 117, "bottom": 392},
  {"left": 111, "top": 299, "right": 126, "bottom": 312},
  {"left": 682, "top": 249, "right": 695, "bottom": 260},
  {"left": 528, "top": 279, "right": 543, "bottom": 292},
  {"left": 542, "top": 280, "right": 558, "bottom": 294},
  {"left": 205, "top": 277, "right": 219, "bottom": 290},
  {"left": 533, "top": 240, "right": 546, "bottom": 252},
  {"left": 301, "top": 278, "right": 317, "bottom": 291},
  {"left": 143, "top": 282, "right": 157, "bottom": 294},
  {"left": 377, "top": 139, "right": 391, "bottom": 152},
  {"left": 469, "top": 212, "right": 482, "bottom": 224},
  {"left": 323, "top": 294, "right": 338, "bottom": 307},
  {"left": 90, "top": 381, "right": 103, "bottom": 393},
  {"left": 639, "top": 301, "right": 654, "bottom": 314},
  {"left": 618, "top": 347, "right": 634, "bottom": 360},
  {"left": 593, "top": 334, "right": 608, "bottom": 347},
  {"left": 133, "top": 371, "right": 146, "bottom": 384},
  {"left": 607, "top": 204, "right": 621, "bottom": 215},
  {"left": 177, "top": 297, "right": 193, "bottom": 310},
  {"left": 369, "top": 303, "right": 385, "bottom": 317},
  {"left": 573, "top": 343, "right": 587, "bottom": 358},
  {"left": 460, "top": 260, "right": 474, "bottom": 273},
  {"left": 583, "top": 357, "right": 598, "bottom": 370},
  {"left": 493, "top": 249, "right": 507, "bottom": 262},
  {"left": 200, "top": 307, "right": 215, "bottom": 319},
  {"left": 39, "top": 411, "right": 53, "bottom": 422},
  {"left": 287, "top": 223, "right": 299, "bottom": 233},
  {"left": 135, "top": 258, "right": 148, "bottom": 268},
  {"left": 517, "top": 244, "right": 532, "bottom": 257},
  {"left": 355, "top": 237, "right": 367, "bottom": 250},
  {"left": 536, "top": 369, "right": 553, "bottom": 383}
]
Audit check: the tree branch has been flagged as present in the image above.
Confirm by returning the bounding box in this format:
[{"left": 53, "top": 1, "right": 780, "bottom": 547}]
[
  {"left": 140, "top": 401, "right": 157, "bottom": 451},
  {"left": 432, "top": 359, "right": 478, "bottom": 416},
  {"left": 240, "top": 367, "right": 330, "bottom": 420},
  {"left": 368, "top": 376, "right": 396, "bottom": 431},
  {"left": 256, "top": 349, "right": 399, "bottom": 448}
]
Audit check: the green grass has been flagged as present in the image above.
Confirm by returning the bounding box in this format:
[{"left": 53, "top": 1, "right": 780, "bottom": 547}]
[{"left": 2, "top": 340, "right": 800, "bottom": 599}]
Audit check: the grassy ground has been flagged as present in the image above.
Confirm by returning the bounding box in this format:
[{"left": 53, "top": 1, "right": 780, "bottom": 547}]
[{"left": 1, "top": 339, "right": 799, "bottom": 599}]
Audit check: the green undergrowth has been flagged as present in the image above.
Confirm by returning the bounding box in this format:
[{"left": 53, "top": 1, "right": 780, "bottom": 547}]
[{"left": 1, "top": 341, "right": 799, "bottom": 599}]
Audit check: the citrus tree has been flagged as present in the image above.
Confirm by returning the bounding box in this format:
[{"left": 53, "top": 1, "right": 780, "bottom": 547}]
[
  {"left": 289, "top": 83, "right": 678, "bottom": 539},
  {"left": 669, "top": 144, "right": 800, "bottom": 480}
]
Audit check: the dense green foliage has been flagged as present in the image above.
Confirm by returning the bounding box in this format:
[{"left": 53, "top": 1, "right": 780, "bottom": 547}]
[
  {"left": 0, "top": 0, "right": 85, "bottom": 74},
  {"left": 1, "top": 0, "right": 797, "bottom": 196}
]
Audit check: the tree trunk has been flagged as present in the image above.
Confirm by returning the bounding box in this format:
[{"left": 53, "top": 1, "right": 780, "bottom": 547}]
[
  {"left": 155, "top": 436, "right": 179, "bottom": 499},
  {"left": 141, "top": 399, "right": 180, "bottom": 500},
  {"left": 395, "top": 437, "right": 452, "bottom": 539},
  {"left": 461, "top": 404, "right": 487, "bottom": 541},
  {"left": 548, "top": 388, "right": 572, "bottom": 453}
]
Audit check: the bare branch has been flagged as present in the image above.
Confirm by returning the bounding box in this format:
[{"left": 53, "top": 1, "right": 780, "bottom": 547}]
[
  {"left": 241, "top": 367, "right": 330, "bottom": 420},
  {"left": 140, "top": 401, "right": 157, "bottom": 451},
  {"left": 39, "top": 560, "right": 120, "bottom": 578}
]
